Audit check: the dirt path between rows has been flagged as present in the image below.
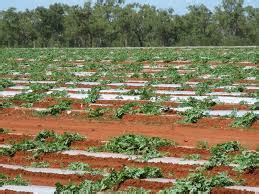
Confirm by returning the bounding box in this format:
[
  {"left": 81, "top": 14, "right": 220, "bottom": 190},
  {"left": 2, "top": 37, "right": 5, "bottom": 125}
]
[{"left": 0, "top": 111, "right": 258, "bottom": 149}]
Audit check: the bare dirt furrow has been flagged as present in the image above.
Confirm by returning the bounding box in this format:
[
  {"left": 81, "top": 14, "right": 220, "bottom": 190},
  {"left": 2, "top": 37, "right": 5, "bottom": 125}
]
[{"left": 0, "top": 110, "right": 258, "bottom": 149}]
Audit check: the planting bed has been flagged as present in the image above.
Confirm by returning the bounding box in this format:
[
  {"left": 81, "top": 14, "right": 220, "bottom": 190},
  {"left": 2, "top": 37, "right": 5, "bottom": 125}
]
[{"left": 0, "top": 48, "right": 258, "bottom": 193}]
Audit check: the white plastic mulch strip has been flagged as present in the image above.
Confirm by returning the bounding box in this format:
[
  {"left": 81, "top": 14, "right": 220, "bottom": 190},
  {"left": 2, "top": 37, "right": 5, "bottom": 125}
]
[
  {"left": 198, "top": 75, "right": 256, "bottom": 81},
  {"left": 109, "top": 82, "right": 258, "bottom": 90},
  {"left": 0, "top": 90, "right": 30, "bottom": 97},
  {"left": 51, "top": 87, "right": 126, "bottom": 94},
  {"left": 67, "top": 93, "right": 256, "bottom": 104},
  {"left": 66, "top": 81, "right": 99, "bottom": 86},
  {"left": 170, "top": 108, "right": 259, "bottom": 117},
  {"left": 222, "top": 85, "right": 259, "bottom": 90},
  {"left": 0, "top": 164, "right": 85, "bottom": 175},
  {"left": 143, "top": 65, "right": 186, "bottom": 69},
  {"left": 105, "top": 82, "right": 200, "bottom": 87},
  {"left": 73, "top": 72, "right": 95, "bottom": 76},
  {"left": 61, "top": 149, "right": 235, "bottom": 167},
  {"left": 244, "top": 77, "right": 257, "bottom": 81},
  {"left": 241, "top": 86, "right": 258, "bottom": 90},
  {"left": 204, "top": 110, "right": 259, "bottom": 117},
  {"left": 0, "top": 185, "right": 56, "bottom": 194},
  {"left": 158, "top": 91, "right": 245, "bottom": 96},
  {"left": 9, "top": 80, "right": 258, "bottom": 89},
  {"left": 50, "top": 87, "right": 247, "bottom": 97},
  {"left": 243, "top": 66, "right": 257, "bottom": 69},
  {"left": 0, "top": 183, "right": 259, "bottom": 194},
  {"left": 89, "top": 103, "right": 113, "bottom": 107},
  {"left": 11, "top": 72, "right": 30, "bottom": 76},
  {"left": 70, "top": 69, "right": 196, "bottom": 75},
  {"left": 68, "top": 93, "right": 141, "bottom": 101},
  {"left": 17, "top": 107, "right": 47, "bottom": 112},
  {"left": 12, "top": 80, "right": 56, "bottom": 84},
  {"left": 63, "top": 81, "right": 258, "bottom": 89},
  {"left": 9, "top": 85, "right": 30, "bottom": 90},
  {"left": 62, "top": 150, "right": 207, "bottom": 166},
  {"left": 143, "top": 178, "right": 176, "bottom": 183},
  {"left": 63, "top": 150, "right": 136, "bottom": 159},
  {"left": 148, "top": 157, "right": 207, "bottom": 165},
  {"left": 0, "top": 144, "right": 10, "bottom": 148},
  {"left": 126, "top": 80, "right": 148, "bottom": 83},
  {"left": 9, "top": 86, "right": 249, "bottom": 97},
  {"left": 170, "top": 96, "right": 257, "bottom": 105},
  {"left": 226, "top": 186, "right": 259, "bottom": 193}
]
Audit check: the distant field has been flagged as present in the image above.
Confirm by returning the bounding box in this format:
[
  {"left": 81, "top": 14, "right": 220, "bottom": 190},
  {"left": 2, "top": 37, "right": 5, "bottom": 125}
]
[
  {"left": 1, "top": 47, "right": 258, "bottom": 63},
  {"left": 0, "top": 48, "right": 258, "bottom": 193}
]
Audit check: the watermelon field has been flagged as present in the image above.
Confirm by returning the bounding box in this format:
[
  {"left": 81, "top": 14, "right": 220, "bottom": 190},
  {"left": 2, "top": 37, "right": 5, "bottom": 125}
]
[{"left": 0, "top": 47, "right": 258, "bottom": 194}]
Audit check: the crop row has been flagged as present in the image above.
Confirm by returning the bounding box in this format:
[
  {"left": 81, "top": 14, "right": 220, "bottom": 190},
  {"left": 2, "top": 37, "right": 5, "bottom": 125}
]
[
  {"left": 1, "top": 62, "right": 257, "bottom": 87},
  {"left": 1, "top": 48, "right": 258, "bottom": 63},
  {"left": 0, "top": 130, "right": 258, "bottom": 193}
]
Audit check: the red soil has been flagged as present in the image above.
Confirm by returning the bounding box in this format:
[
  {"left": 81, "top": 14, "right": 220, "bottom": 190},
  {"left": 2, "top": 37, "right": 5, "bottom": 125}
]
[
  {"left": 212, "top": 188, "right": 256, "bottom": 194},
  {"left": 241, "top": 169, "right": 259, "bottom": 187},
  {"left": 159, "top": 146, "right": 210, "bottom": 159},
  {"left": 118, "top": 179, "right": 171, "bottom": 192},
  {"left": 211, "top": 104, "right": 249, "bottom": 110},
  {"left": 0, "top": 167, "right": 102, "bottom": 187},
  {"left": 0, "top": 134, "right": 31, "bottom": 144},
  {"left": 0, "top": 191, "right": 32, "bottom": 194}
]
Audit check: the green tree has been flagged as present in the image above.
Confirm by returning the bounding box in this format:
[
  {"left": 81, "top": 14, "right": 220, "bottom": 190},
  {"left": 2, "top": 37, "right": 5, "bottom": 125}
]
[
  {"left": 0, "top": 0, "right": 257, "bottom": 47},
  {"left": 64, "top": 3, "right": 92, "bottom": 47},
  {"left": 1, "top": 8, "right": 20, "bottom": 47},
  {"left": 214, "top": 0, "right": 249, "bottom": 45},
  {"left": 177, "top": 5, "right": 219, "bottom": 45}
]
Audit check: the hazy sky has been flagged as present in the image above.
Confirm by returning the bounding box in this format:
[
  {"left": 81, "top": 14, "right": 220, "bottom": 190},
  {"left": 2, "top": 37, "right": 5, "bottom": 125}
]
[{"left": 1, "top": 0, "right": 258, "bottom": 14}]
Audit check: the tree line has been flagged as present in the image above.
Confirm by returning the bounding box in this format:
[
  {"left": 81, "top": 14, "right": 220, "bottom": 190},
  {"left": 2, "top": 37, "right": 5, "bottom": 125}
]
[{"left": 0, "top": 0, "right": 258, "bottom": 47}]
